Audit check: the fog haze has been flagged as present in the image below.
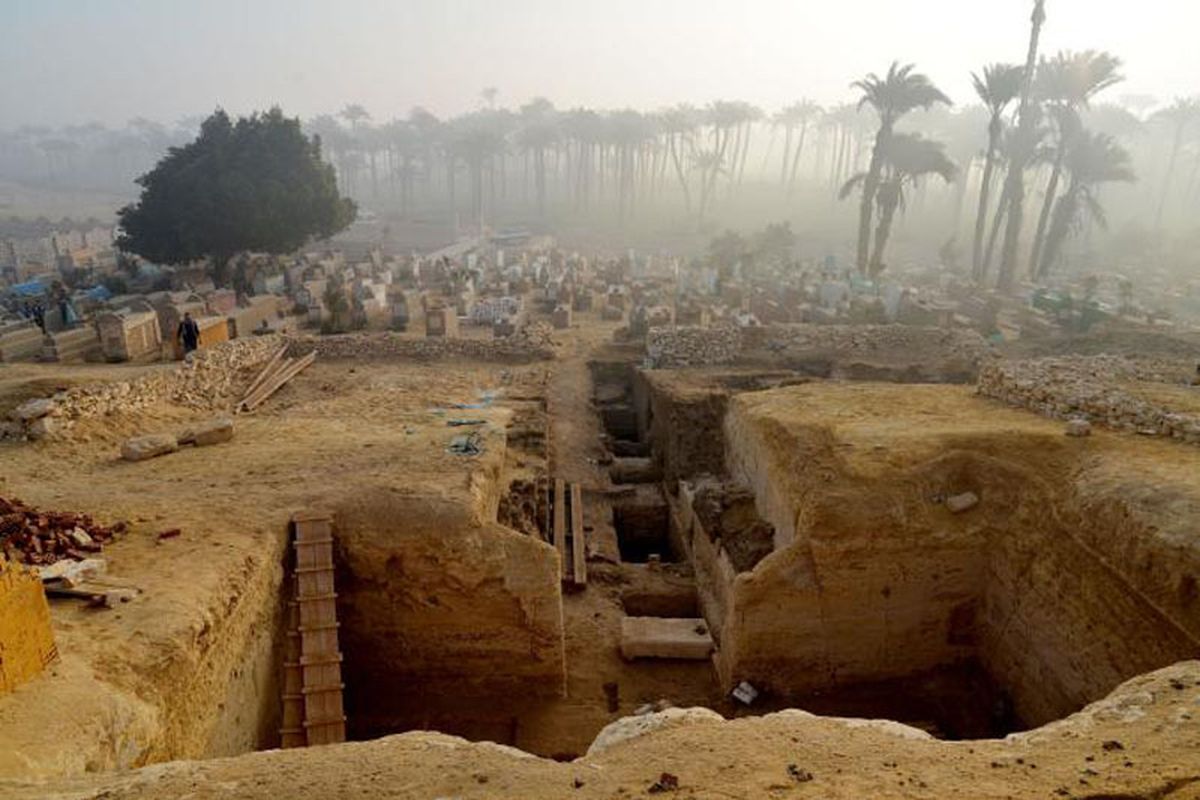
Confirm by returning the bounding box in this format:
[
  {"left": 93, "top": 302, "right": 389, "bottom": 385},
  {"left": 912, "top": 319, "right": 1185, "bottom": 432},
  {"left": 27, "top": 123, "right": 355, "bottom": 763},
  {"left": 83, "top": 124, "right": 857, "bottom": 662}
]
[{"left": 3, "top": 0, "right": 1197, "bottom": 126}]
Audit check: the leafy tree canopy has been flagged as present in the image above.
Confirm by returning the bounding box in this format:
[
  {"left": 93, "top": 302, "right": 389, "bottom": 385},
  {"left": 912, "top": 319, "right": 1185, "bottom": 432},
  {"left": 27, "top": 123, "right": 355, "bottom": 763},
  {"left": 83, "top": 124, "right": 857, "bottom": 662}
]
[{"left": 117, "top": 107, "right": 356, "bottom": 287}]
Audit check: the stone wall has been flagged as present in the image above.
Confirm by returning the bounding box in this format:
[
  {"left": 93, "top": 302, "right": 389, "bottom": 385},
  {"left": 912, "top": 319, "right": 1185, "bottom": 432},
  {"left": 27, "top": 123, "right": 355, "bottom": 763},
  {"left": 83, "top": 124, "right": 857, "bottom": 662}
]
[
  {"left": 977, "top": 355, "right": 1200, "bottom": 443},
  {"left": 286, "top": 324, "right": 556, "bottom": 364},
  {"left": 647, "top": 323, "right": 989, "bottom": 380}
]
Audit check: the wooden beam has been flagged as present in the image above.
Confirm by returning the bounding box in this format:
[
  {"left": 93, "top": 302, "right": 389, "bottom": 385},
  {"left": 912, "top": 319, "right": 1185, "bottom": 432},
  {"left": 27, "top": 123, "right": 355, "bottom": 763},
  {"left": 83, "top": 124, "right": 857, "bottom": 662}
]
[
  {"left": 239, "top": 344, "right": 288, "bottom": 407},
  {"left": 570, "top": 483, "right": 587, "bottom": 586},
  {"left": 243, "top": 351, "right": 316, "bottom": 412},
  {"left": 553, "top": 478, "right": 566, "bottom": 574}
]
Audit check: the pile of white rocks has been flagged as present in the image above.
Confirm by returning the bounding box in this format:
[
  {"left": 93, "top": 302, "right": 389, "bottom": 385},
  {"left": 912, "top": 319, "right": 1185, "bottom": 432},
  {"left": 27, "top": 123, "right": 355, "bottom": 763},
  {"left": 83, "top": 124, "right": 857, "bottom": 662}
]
[
  {"left": 3, "top": 336, "right": 282, "bottom": 442},
  {"left": 978, "top": 355, "right": 1200, "bottom": 443}
]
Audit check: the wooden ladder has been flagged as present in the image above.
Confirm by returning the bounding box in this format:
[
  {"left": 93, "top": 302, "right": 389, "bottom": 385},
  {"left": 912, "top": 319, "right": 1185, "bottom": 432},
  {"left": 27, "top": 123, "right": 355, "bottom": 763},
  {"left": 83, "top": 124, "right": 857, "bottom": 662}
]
[
  {"left": 549, "top": 479, "right": 588, "bottom": 588},
  {"left": 280, "top": 511, "right": 346, "bottom": 748}
]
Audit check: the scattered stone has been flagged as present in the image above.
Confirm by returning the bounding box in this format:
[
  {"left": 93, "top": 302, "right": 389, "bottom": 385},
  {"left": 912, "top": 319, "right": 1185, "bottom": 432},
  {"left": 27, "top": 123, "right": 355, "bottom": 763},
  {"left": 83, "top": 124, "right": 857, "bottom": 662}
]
[
  {"left": 157, "top": 528, "right": 182, "bottom": 541},
  {"left": 121, "top": 433, "right": 179, "bottom": 462},
  {"left": 945, "top": 492, "right": 980, "bottom": 514},
  {"left": 1102, "top": 740, "right": 1125, "bottom": 752},
  {"left": 179, "top": 417, "right": 235, "bottom": 447}
]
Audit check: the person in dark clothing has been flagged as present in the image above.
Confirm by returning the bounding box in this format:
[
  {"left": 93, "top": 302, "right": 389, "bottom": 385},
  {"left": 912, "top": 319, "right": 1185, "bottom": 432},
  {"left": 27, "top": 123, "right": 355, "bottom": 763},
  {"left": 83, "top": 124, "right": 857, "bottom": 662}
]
[{"left": 177, "top": 312, "right": 201, "bottom": 355}]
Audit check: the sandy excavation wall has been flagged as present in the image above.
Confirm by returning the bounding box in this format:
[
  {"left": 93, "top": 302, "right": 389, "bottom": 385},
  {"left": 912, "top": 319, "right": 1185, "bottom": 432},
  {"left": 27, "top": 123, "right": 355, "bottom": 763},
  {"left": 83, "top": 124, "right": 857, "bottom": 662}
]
[
  {"left": 708, "top": 386, "right": 1200, "bottom": 725},
  {"left": 330, "top": 487, "right": 566, "bottom": 739}
]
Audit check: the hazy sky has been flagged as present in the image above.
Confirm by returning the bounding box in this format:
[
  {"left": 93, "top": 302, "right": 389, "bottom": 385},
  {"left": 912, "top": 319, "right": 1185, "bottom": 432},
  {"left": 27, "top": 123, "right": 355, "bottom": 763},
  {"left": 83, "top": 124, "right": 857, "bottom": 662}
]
[{"left": 2, "top": 0, "right": 1196, "bottom": 128}]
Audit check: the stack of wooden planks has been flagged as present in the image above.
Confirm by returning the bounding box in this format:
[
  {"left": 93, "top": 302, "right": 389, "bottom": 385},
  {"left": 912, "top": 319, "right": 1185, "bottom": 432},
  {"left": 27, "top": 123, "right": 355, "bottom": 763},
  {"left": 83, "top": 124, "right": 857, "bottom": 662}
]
[
  {"left": 237, "top": 345, "right": 316, "bottom": 413},
  {"left": 281, "top": 511, "right": 346, "bottom": 748},
  {"left": 548, "top": 479, "right": 588, "bottom": 588}
]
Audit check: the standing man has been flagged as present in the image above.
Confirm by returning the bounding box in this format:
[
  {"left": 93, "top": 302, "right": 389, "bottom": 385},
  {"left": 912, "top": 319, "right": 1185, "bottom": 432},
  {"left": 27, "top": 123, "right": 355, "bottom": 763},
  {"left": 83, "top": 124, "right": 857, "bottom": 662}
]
[{"left": 177, "top": 311, "right": 201, "bottom": 356}]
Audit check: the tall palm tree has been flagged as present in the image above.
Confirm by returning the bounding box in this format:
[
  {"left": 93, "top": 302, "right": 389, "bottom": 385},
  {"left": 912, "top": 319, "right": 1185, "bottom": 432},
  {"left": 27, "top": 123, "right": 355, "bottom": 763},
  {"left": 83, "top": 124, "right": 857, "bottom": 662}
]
[
  {"left": 1038, "top": 130, "right": 1134, "bottom": 275},
  {"left": 660, "top": 104, "right": 699, "bottom": 215},
  {"left": 996, "top": 0, "right": 1047, "bottom": 291},
  {"left": 970, "top": 63, "right": 1023, "bottom": 280},
  {"left": 841, "top": 133, "right": 958, "bottom": 278},
  {"left": 776, "top": 100, "right": 821, "bottom": 194},
  {"left": 1151, "top": 97, "right": 1200, "bottom": 229},
  {"left": 1026, "top": 50, "right": 1123, "bottom": 275},
  {"left": 850, "top": 62, "right": 952, "bottom": 275}
]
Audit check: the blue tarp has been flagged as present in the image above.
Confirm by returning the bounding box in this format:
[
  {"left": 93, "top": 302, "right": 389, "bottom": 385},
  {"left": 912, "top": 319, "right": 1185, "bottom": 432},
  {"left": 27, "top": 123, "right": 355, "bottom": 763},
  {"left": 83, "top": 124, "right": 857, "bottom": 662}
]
[
  {"left": 85, "top": 285, "right": 112, "bottom": 301},
  {"left": 8, "top": 281, "right": 47, "bottom": 297}
]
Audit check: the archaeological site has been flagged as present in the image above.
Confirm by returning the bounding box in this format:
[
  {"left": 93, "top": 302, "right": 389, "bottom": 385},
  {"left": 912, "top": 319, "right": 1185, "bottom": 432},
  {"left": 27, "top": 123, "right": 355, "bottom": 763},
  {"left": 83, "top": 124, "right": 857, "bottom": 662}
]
[
  {"left": 3, "top": 2, "right": 1200, "bottom": 794},
  {"left": 0, "top": 243, "right": 1197, "bottom": 800}
]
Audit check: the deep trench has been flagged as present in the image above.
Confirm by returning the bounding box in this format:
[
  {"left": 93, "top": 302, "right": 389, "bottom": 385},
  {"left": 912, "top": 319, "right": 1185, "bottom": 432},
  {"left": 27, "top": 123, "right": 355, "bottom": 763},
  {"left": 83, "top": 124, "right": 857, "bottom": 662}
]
[{"left": 238, "top": 361, "right": 1191, "bottom": 758}]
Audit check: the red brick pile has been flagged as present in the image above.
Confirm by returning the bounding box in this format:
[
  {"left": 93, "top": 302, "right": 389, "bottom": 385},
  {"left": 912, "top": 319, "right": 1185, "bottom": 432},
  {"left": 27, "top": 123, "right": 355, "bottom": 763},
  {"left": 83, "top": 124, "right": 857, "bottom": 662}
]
[{"left": 0, "top": 497, "right": 127, "bottom": 566}]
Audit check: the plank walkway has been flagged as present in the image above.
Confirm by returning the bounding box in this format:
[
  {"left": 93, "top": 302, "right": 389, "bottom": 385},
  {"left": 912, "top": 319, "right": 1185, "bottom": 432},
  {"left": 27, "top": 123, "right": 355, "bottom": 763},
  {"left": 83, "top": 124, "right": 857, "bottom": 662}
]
[{"left": 547, "top": 480, "right": 588, "bottom": 588}]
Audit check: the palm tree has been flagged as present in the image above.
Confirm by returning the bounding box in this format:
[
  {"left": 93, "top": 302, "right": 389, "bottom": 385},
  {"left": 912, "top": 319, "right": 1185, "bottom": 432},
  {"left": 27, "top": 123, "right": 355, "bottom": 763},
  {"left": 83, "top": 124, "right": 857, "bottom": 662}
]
[
  {"left": 660, "top": 105, "right": 699, "bottom": 215},
  {"left": 1151, "top": 97, "right": 1200, "bottom": 229},
  {"left": 841, "top": 133, "right": 958, "bottom": 278},
  {"left": 775, "top": 100, "right": 821, "bottom": 194},
  {"left": 1038, "top": 130, "right": 1134, "bottom": 275},
  {"left": 516, "top": 102, "right": 560, "bottom": 219},
  {"left": 996, "top": 0, "right": 1047, "bottom": 291},
  {"left": 1027, "top": 50, "right": 1123, "bottom": 276},
  {"left": 850, "top": 62, "right": 952, "bottom": 275},
  {"left": 970, "top": 63, "right": 1023, "bottom": 280}
]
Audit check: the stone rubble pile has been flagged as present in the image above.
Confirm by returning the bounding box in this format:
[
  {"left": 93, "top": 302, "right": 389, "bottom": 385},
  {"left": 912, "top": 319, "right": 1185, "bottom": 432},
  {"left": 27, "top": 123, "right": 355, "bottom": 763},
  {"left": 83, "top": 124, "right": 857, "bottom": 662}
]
[
  {"left": 977, "top": 355, "right": 1200, "bottom": 443},
  {"left": 287, "top": 324, "right": 556, "bottom": 363},
  {"left": 647, "top": 324, "right": 991, "bottom": 369},
  {"left": 3, "top": 336, "right": 282, "bottom": 442}
]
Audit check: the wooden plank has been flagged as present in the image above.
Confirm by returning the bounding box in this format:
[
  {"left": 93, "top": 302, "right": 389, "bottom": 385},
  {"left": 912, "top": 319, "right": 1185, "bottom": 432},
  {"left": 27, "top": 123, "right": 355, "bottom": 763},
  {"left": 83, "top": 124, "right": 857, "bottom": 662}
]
[
  {"left": 239, "top": 344, "right": 288, "bottom": 407},
  {"left": 243, "top": 351, "right": 316, "bottom": 411},
  {"left": 570, "top": 483, "right": 587, "bottom": 586},
  {"left": 552, "top": 478, "right": 566, "bottom": 573},
  {"left": 239, "top": 356, "right": 294, "bottom": 411}
]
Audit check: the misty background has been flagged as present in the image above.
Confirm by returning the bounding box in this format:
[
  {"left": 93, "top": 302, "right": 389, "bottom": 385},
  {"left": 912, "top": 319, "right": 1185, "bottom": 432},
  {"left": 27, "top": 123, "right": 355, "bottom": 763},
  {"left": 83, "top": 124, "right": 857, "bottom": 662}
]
[{"left": 1, "top": 0, "right": 1198, "bottom": 283}]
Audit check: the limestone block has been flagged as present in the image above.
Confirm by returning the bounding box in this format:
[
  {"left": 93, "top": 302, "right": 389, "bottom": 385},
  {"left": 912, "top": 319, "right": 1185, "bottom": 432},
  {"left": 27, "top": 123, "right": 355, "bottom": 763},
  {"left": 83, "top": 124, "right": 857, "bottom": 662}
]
[
  {"left": 12, "top": 398, "right": 55, "bottom": 422},
  {"left": 620, "top": 617, "right": 714, "bottom": 660},
  {"left": 121, "top": 433, "right": 179, "bottom": 462},
  {"left": 179, "top": 417, "right": 234, "bottom": 447}
]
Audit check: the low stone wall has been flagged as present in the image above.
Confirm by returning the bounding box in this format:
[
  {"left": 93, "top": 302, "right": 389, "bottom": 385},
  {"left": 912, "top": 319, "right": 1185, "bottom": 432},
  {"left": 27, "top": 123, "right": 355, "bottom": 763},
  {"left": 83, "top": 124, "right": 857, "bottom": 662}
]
[
  {"left": 647, "top": 325, "right": 741, "bottom": 368},
  {"left": 977, "top": 355, "right": 1200, "bottom": 443},
  {"left": 285, "top": 323, "right": 556, "bottom": 363},
  {"left": 647, "top": 324, "right": 990, "bottom": 375}
]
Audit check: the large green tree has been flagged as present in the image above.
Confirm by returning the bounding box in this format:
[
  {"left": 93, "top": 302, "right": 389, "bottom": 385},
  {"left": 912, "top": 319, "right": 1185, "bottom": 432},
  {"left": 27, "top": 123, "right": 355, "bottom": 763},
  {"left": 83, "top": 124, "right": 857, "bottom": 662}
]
[{"left": 117, "top": 108, "right": 356, "bottom": 288}]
